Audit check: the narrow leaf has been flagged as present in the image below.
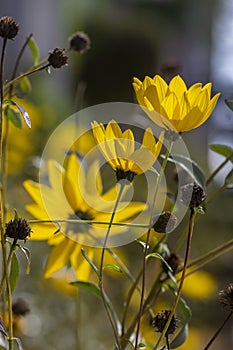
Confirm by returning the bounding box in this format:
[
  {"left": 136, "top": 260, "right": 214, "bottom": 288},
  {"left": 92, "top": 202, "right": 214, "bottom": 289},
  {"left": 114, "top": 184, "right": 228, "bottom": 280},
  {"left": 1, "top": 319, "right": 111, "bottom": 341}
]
[
  {"left": 15, "top": 337, "right": 23, "bottom": 350},
  {"left": 81, "top": 248, "right": 99, "bottom": 277},
  {"left": 5, "top": 107, "right": 22, "bottom": 128},
  {"left": 27, "top": 36, "right": 40, "bottom": 65},
  {"left": 225, "top": 168, "right": 233, "bottom": 189},
  {"left": 19, "top": 76, "right": 32, "bottom": 95},
  {"left": 11, "top": 100, "right": 31, "bottom": 128},
  {"left": 70, "top": 281, "right": 101, "bottom": 297},
  {"left": 18, "top": 246, "right": 31, "bottom": 274},
  {"left": 146, "top": 252, "right": 173, "bottom": 273},
  {"left": 209, "top": 144, "right": 233, "bottom": 163},
  {"left": 164, "top": 154, "right": 206, "bottom": 188},
  {"left": 225, "top": 99, "right": 233, "bottom": 112},
  {"left": 9, "top": 252, "right": 19, "bottom": 293},
  {"left": 104, "top": 264, "right": 122, "bottom": 273}
]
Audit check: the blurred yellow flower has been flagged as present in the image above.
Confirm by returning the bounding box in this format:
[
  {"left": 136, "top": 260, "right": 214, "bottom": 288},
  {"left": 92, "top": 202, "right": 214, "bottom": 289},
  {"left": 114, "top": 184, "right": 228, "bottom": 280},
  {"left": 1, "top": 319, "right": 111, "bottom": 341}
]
[
  {"left": 91, "top": 120, "right": 164, "bottom": 181},
  {"left": 181, "top": 270, "right": 217, "bottom": 299},
  {"left": 133, "top": 75, "right": 220, "bottom": 132},
  {"left": 23, "top": 154, "right": 146, "bottom": 279}
]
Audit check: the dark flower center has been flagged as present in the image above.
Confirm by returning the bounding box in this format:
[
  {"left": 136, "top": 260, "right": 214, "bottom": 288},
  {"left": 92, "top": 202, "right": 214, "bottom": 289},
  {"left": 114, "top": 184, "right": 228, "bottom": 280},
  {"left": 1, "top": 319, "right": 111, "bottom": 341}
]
[
  {"left": 66, "top": 210, "right": 93, "bottom": 235},
  {"left": 115, "top": 168, "right": 136, "bottom": 182}
]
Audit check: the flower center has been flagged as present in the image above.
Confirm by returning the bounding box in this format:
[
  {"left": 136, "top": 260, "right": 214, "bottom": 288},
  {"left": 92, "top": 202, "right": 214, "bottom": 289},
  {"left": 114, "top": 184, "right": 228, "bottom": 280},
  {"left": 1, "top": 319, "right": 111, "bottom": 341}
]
[{"left": 115, "top": 168, "right": 136, "bottom": 182}]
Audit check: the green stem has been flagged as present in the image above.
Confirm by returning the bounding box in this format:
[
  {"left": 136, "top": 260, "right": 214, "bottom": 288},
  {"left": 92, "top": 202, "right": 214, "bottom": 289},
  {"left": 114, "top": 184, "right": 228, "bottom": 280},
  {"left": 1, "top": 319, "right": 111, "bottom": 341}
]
[
  {"left": 134, "top": 140, "right": 173, "bottom": 349},
  {"left": 99, "top": 182, "right": 125, "bottom": 350},
  {"left": 203, "top": 311, "right": 232, "bottom": 350},
  {"left": 206, "top": 152, "right": 233, "bottom": 186},
  {"left": 154, "top": 209, "right": 196, "bottom": 350}
]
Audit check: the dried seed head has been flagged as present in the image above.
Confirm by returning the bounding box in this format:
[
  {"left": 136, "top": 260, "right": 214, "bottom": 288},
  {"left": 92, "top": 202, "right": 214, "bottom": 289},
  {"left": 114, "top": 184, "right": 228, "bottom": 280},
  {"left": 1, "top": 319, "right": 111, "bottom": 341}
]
[
  {"left": 153, "top": 211, "right": 177, "bottom": 234},
  {"left": 115, "top": 168, "right": 136, "bottom": 183},
  {"left": 48, "top": 48, "right": 68, "bottom": 69},
  {"left": 69, "top": 31, "right": 91, "bottom": 53},
  {"left": 152, "top": 310, "right": 178, "bottom": 336},
  {"left": 5, "top": 218, "right": 31, "bottom": 243},
  {"left": 218, "top": 284, "right": 233, "bottom": 312},
  {"left": 0, "top": 16, "right": 19, "bottom": 39},
  {"left": 12, "top": 299, "right": 30, "bottom": 316},
  {"left": 180, "top": 183, "right": 206, "bottom": 210},
  {"left": 163, "top": 253, "right": 182, "bottom": 275}
]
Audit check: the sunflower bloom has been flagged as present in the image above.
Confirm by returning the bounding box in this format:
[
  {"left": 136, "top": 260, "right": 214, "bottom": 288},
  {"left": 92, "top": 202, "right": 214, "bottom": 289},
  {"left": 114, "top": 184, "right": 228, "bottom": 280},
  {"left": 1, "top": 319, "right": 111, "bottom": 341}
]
[
  {"left": 23, "top": 154, "right": 146, "bottom": 279},
  {"left": 91, "top": 120, "right": 164, "bottom": 181},
  {"left": 133, "top": 74, "right": 220, "bottom": 132}
]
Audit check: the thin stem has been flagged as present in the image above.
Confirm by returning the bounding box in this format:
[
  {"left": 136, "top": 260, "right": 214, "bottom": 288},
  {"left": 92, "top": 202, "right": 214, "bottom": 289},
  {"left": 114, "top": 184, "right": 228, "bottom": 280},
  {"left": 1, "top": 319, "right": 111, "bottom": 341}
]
[
  {"left": 134, "top": 140, "right": 173, "bottom": 349},
  {"left": 203, "top": 311, "right": 232, "bottom": 350},
  {"left": 165, "top": 334, "right": 171, "bottom": 350},
  {"left": 154, "top": 209, "right": 196, "bottom": 350},
  {"left": 99, "top": 182, "right": 125, "bottom": 350},
  {"left": 206, "top": 152, "right": 233, "bottom": 186}
]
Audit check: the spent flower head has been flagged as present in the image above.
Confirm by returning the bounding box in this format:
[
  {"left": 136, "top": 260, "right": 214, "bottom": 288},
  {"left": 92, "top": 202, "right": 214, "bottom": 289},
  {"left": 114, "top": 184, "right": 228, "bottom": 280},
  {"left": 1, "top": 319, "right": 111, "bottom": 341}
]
[
  {"left": 152, "top": 211, "right": 177, "bottom": 234},
  {"left": 0, "top": 16, "right": 19, "bottom": 39},
  {"left": 48, "top": 48, "right": 68, "bottom": 69},
  {"left": 180, "top": 183, "right": 206, "bottom": 211},
  {"left": 69, "top": 31, "right": 91, "bottom": 53},
  {"left": 152, "top": 310, "right": 178, "bottom": 336},
  {"left": 133, "top": 74, "right": 220, "bottom": 132},
  {"left": 218, "top": 284, "right": 233, "bottom": 312},
  {"left": 5, "top": 218, "right": 31, "bottom": 243}
]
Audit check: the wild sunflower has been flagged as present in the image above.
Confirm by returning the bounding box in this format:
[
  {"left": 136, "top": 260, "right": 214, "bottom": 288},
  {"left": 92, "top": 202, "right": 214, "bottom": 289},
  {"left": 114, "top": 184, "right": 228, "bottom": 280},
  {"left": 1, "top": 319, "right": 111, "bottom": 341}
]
[
  {"left": 91, "top": 120, "right": 164, "bottom": 182},
  {"left": 23, "top": 154, "right": 146, "bottom": 279},
  {"left": 133, "top": 74, "right": 220, "bottom": 132}
]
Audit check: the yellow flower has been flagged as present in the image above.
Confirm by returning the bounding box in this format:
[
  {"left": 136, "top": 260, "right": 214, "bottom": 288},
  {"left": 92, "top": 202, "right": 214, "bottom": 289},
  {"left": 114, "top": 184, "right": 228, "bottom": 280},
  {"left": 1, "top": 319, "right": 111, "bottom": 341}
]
[
  {"left": 133, "top": 74, "right": 220, "bottom": 132},
  {"left": 91, "top": 120, "right": 164, "bottom": 181},
  {"left": 23, "top": 154, "right": 146, "bottom": 279}
]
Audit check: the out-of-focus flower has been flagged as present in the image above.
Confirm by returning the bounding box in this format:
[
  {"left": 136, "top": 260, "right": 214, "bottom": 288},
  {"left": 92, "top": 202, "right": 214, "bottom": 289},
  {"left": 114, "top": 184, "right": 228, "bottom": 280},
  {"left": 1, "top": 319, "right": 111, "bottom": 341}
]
[
  {"left": 133, "top": 75, "right": 220, "bottom": 132},
  {"left": 181, "top": 270, "right": 217, "bottom": 300},
  {"left": 69, "top": 31, "right": 91, "bottom": 53},
  {"left": 24, "top": 154, "right": 146, "bottom": 279},
  {"left": 92, "top": 120, "right": 164, "bottom": 181}
]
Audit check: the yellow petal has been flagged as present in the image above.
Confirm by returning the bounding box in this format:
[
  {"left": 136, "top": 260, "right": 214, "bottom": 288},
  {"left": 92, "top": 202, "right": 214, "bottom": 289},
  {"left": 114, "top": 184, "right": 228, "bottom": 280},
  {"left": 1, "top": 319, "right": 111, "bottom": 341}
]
[
  {"left": 71, "top": 247, "right": 94, "bottom": 281},
  {"left": 153, "top": 75, "right": 168, "bottom": 101},
  {"left": 169, "top": 75, "right": 187, "bottom": 99}
]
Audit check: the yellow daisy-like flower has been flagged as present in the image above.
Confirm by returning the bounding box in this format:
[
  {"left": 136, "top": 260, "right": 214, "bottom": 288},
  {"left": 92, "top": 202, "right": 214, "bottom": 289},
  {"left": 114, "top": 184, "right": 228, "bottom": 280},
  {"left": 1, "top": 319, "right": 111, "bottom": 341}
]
[
  {"left": 133, "top": 74, "right": 220, "bottom": 132},
  {"left": 23, "top": 154, "right": 146, "bottom": 279},
  {"left": 91, "top": 120, "right": 164, "bottom": 181}
]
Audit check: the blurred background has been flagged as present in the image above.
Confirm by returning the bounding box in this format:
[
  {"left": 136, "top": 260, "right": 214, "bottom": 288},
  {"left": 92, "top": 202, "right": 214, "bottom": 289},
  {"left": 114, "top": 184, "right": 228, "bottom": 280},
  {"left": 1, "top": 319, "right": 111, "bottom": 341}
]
[{"left": 0, "top": 0, "right": 233, "bottom": 349}]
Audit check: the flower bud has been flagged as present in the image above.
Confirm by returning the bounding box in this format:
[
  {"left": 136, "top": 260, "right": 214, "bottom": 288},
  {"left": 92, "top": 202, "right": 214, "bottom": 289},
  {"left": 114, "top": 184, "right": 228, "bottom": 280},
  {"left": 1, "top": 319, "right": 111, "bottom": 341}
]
[
  {"left": 48, "top": 48, "right": 68, "bottom": 69},
  {"left": 0, "top": 16, "right": 19, "bottom": 39}
]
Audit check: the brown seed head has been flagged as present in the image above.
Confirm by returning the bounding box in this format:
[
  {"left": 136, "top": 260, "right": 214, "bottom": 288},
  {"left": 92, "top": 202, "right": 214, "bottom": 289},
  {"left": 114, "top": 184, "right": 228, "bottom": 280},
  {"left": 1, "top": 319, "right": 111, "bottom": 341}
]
[
  {"left": 0, "top": 16, "right": 19, "bottom": 39},
  {"left": 5, "top": 218, "right": 31, "bottom": 242},
  {"left": 69, "top": 31, "right": 91, "bottom": 53},
  {"left": 152, "top": 310, "right": 178, "bottom": 336},
  {"left": 218, "top": 284, "right": 233, "bottom": 312},
  {"left": 48, "top": 48, "right": 68, "bottom": 69},
  {"left": 181, "top": 183, "right": 206, "bottom": 210},
  {"left": 163, "top": 253, "right": 182, "bottom": 275},
  {"left": 12, "top": 299, "right": 30, "bottom": 316},
  {"left": 153, "top": 211, "right": 177, "bottom": 234}
]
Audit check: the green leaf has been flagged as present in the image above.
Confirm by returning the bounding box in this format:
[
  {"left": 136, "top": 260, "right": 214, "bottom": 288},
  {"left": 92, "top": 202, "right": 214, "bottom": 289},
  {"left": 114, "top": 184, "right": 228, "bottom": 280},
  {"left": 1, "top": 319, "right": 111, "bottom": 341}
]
[
  {"left": 209, "top": 144, "right": 233, "bottom": 163},
  {"left": 27, "top": 36, "right": 40, "bottom": 65},
  {"left": 146, "top": 252, "right": 173, "bottom": 273},
  {"left": 171, "top": 323, "right": 189, "bottom": 348},
  {"left": 70, "top": 281, "right": 101, "bottom": 297},
  {"left": 165, "top": 154, "right": 206, "bottom": 188},
  {"left": 81, "top": 248, "right": 99, "bottom": 277},
  {"left": 19, "top": 76, "right": 32, "bottom": 95},
  {"left": 5, "top": 106, "right": 22, "bottom": 128},
  {"left": 9, "top": 252, "right": 19, "bottom": 293},
  {"left": 225, "top": 99, "right": 233, "bottom": 112},
  {"left": 11, "top": 100, "right": 31, "bottom": 128},
  {"left": 104, "top": 264, "right": 122, "bottom": 273},
  {"left": 18, "top": 246, "right": 31, "bottom": 274},
  {"left": 225, "top": 168, "right": 233, "bottom": 189}
]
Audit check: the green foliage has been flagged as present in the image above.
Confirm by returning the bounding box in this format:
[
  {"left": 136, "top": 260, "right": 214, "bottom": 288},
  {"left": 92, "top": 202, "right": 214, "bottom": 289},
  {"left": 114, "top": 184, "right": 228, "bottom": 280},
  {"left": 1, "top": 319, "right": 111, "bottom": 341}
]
[
  {"left": 27, "top": 36, "right": 40, "bottom": 66},
  {"left": 70, "top": 281, "right": 101, "bottom": 297},
  {"left": 81, "top": 248, "right": 99, "bottom": 277},
  {"left": 9, "top": 252, "right": 19, "bottom": 293},
  {"left": 209, "top": 144, "right": 233, "bottom": 162}
]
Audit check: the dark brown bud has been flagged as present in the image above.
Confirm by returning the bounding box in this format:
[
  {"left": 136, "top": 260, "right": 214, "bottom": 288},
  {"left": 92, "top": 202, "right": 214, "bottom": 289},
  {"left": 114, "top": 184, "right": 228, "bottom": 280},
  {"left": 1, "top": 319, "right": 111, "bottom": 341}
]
[
  {"left": 180, "top": 183, "right": 206, "bottom": 210},
  {"left": 12, "top": 299, "right": 30, "bottom": 316},
  {"left": 48, "top": 48, "right": 68, "bottom": 69},
  {"left": 5, "top": 218, "right": 31, "bottom": 243},
  {"left": 152, "top": 310, "right": 178, "bottom": 336},
  {"left": 218, "top": 284, "right": 233, "bottom": 312},
  {"left": 69, "top": 31, "right": 91, "bottom": 53},
  {"left": 0, "top": 16, "right": 19, "bottom": 39},
  {"left": 116, "top": 168, "right": 136, "bottom": 183},
  {"left": 163, "top": 253, "right": 182, "bottom": 275},
  {"left": 153, "top": 211, "right": 177, "bottom": 234}
]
